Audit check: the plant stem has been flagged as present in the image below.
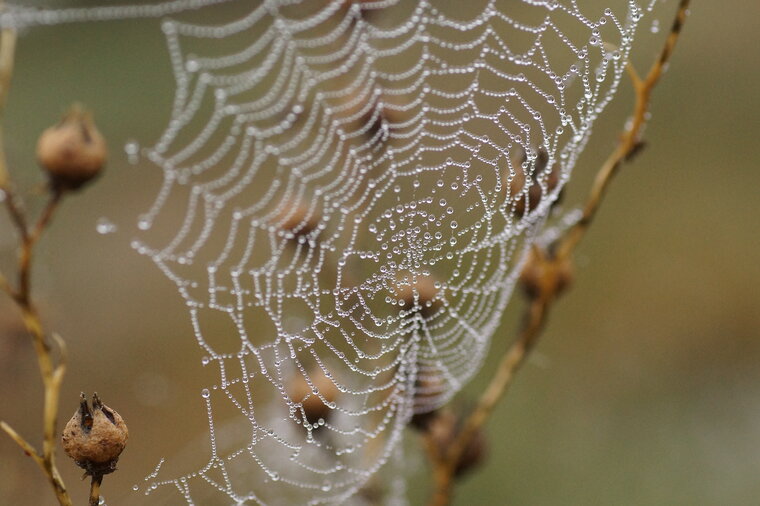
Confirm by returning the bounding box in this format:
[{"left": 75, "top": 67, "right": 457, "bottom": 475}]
[
  {"left": 556, "top": 0, "right": 691, "bottom": 261},
  {"left": 89, "top": 475, "right": 103, "bottom": 506},
  {"left": 0, "top": 23, "right": 16, "bottom": 188},
  {"left": 425, "top": 1, "right": 692, "bottom": 504},
  {"left": 0, "top": 7, "right": 73, "bottom": 505}
]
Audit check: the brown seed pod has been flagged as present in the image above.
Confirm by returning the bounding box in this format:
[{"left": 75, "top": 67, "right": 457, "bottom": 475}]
[
  {"left": 452, "top": 424, "right": 487, "bottom": 477},
  {"left": 275, "top": 200, "right": 321, "bottom": 238},
  {"left": 326, "top": 88, "right": 410, "bottom": 143},
  {"left": 287, "top": 368, "right": 339, "bottom": 425},
  {"left": 409, "top": 372, "right": 445, "bottom": 431},
  {"left": 379, "top": 94, "right": 414, "bottom": 130},
  {"left": 62, "top": 393, "right": 128, "bottom": 477},
  {"left": 506, "top": 147, "right": 561, "bottom": 217},
  {"left": 519, "top": 245, "right": 574, "bottom": 299},
  {"left": 37, "top": 105, "right": 107, "bottom": 191},
  {"left": 396, "top": 274, "right": 442, "bottom": 318},
  {"left": 427, "top": 410, "right": 488, "bottom": 477}
]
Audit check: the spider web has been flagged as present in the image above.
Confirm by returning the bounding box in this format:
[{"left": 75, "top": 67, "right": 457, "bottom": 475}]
[{"left": 3, "top": 0, "right": 660, "bottom": 504}]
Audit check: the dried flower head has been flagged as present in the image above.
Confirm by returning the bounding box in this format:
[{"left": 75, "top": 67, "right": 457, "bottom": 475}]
[
  {"left": 61, "top": 393, "right": 128, "bottom": 477},
  {"left": 37, "top": 105, "right": 107, "bottom": 191}
]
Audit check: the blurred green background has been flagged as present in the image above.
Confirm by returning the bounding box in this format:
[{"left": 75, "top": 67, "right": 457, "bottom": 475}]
[{"left": 1, "top": 1, "right": 759, "bottom": 505}]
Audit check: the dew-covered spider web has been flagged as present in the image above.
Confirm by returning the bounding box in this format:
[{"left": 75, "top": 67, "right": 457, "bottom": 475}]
[{"left": 3, "top": 0, "right": 664, "bottom": 503}]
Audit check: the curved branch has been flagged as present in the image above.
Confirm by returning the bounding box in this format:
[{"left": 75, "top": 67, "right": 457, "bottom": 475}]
[{"left": 425, "top": 2, "right": 692, "bottom": 504}]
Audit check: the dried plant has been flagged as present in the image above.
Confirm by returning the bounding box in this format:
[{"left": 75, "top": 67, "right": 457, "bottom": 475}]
[
  {"left": 0, "top": 1, "right": 691, "bottom": 505},
  {"left": 0, "top": 7, "right": 126, "bottom": 504},
  {"left": 419, "top": 2, "right": 692, "bottom": 504}
]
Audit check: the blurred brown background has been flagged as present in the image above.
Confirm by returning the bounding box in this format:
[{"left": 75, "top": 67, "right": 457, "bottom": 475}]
[{"left": 1, "top": 1, "right": 759, "bottom": 504}]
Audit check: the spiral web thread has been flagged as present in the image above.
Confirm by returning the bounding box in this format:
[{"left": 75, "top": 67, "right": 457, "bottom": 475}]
[{"left": 4, "top": 0, "right": 658, "bottom": 503}]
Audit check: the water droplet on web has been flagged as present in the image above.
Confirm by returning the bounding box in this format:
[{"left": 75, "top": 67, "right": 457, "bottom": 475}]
[
  {"left": 650, "top": 19, "right": 660, "bottom": 33},
  {"left": 124, "top": 140, "right": 140, "bottom": 165},
  {"left": 96, "top": 217, "right": 117, "bottom": 235},
  {"left": 201, "top": 389, "right": 211, "bottom": 399},
  {"left": 138, "top": 218, "right": 151, "bottom": 231}
]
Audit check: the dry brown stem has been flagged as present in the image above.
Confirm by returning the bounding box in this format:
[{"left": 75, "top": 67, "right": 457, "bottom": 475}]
[
  {"left": 0, "top": 10, "right": 73, "bottom": 506},
  {"left": 89, "top": 475, "right": 103, "bottom": 506},
  {"left": 425, "top": 2, "right": 692, "bottom": 504},
  {"left": 0, "top": 23, "right": 15, "bottom": 188}
]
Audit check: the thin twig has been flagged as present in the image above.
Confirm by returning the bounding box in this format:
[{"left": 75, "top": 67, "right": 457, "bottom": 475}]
[
  {"left": 0, "top": 3, "right": 20, "bottom": 287},
  {"left": 89, "top": 475, "right": 103, "bottom": 506},
  {"left": 425, "top": 1, "right": 691, "bottom": 504},
  {"left": 0, "top": 270, "right": 10, "bottom": 295},
  {"left": 17, "top": 189, "right": 62, "bottom": 305},
  {"left": 0, "top": 420, "right": 45, "bottom": 468},
  {"left": 0, "top": 24, "right": 16, "bottom": 188},
  {"left": 0, "top": 9, "right": 73, "bottom": 506},
  {"left": 556, "top": 0, "right": 691, "bottom": 261}
]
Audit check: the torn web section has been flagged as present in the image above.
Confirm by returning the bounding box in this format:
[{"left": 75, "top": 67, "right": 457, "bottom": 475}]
[{"left": 125, "top": 0, "right": 646, "bottom": 503}]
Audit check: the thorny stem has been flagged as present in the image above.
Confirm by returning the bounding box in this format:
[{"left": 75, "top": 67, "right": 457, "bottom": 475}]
[
  {"left": 0, "top": 7, "right": 73, "bottom": 506},
  {"left": 425, "top": 1, "right": 692, "bottom": 504}
]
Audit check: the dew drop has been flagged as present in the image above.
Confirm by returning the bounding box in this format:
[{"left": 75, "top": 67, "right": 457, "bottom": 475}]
[
  {"left": 96, "top": 217, "right": 117, "bottom": 235},
  {"left": 138, "top": 218, "right": 151, "bottom": 231},
  {"left": 124, "top": 141, "right": 140, "bottom": 164}
]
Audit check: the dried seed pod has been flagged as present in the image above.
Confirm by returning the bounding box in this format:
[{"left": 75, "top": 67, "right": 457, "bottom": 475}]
[
  {"left": 397, "top": 274, "right": 442, "bottom": 318},
  {"left": 276, "top": 200, "right": 321, "bottom": 238},
  {"left": 37, "top": 106, "right": 107, "bottom": 191},
  {"left": 327, "top": 88, "right": 406, "bottom": 143},
  {"left": 427, "top": 410, "right": 488, "bottom": 477},
  {"left": 379, "top": 94, "right": 413, "bottom": 130},
  {"left": 506, "top": 147, "right": 561, "bottom": 217},
  {"left": 288, "top": 368, "right": 339, "bottom": 425},
  {"left": 62, "top": 393, "right": 128, "bottom": 477},
  {"left": 452, "top": 423, "right": 486, "bottom": 477},
  {"left": 409, "top": 372, "right": 444, "bottom": 431},
  {"left": 519, "top": 245, "right": 574, "bottom": 299}
]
